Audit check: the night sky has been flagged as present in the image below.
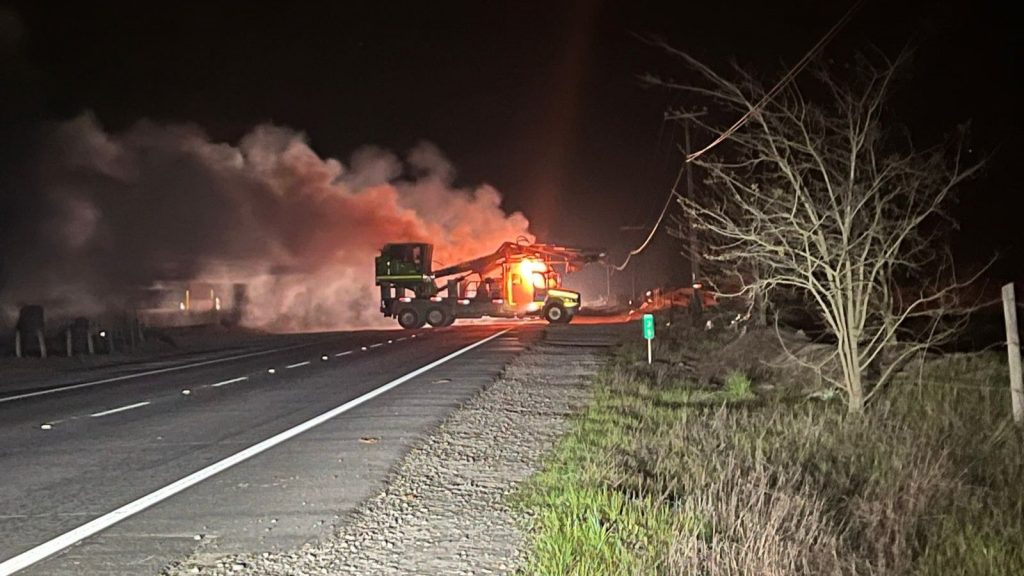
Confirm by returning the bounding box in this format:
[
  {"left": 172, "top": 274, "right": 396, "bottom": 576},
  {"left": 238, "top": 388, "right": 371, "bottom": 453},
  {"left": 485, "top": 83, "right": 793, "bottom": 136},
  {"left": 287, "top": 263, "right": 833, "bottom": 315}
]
[{"left": 2, "top": 0, "right": 1020, "bottom": 295}]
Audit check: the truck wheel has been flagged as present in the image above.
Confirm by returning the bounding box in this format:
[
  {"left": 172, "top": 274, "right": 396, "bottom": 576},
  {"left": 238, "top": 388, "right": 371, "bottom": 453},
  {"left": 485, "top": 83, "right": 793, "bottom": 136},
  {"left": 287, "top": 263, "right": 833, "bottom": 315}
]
[
  {"left": 544, "top": 303, "right": 568, "bottom": 324},
  {"left": 397, "top": 308, "right": 424, "bottom": 329},
  {"left": 425, "top": 307, "right": 450, "bottom": 327}
]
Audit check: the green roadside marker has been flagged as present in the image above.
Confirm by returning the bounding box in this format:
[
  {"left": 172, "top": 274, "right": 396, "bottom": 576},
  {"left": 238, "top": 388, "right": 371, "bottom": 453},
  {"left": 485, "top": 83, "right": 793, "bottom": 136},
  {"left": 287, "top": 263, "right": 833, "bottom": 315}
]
[
  {"left": 643, "top": 314, "right": 655, "bottom": 339},
  {"left": 642, "top": 313, "right": 654, "bottom": 364}
]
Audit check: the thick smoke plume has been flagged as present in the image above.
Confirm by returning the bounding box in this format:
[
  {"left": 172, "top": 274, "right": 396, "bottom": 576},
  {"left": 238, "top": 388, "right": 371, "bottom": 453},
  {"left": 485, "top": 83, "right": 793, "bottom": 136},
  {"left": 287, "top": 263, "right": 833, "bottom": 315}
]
[{"left": 0, "top": 114, "right": 531, "bottom": 330}]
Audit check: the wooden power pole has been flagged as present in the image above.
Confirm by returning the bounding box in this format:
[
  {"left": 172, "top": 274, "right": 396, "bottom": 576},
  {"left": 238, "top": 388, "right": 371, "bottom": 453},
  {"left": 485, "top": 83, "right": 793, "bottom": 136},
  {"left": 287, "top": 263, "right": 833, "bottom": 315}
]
[
  {"left": 1002, "top": 283, "right": 1023, "bottom": 426},
  {"left": 671, "top": 110, "right": 707, "bottom": 326}
]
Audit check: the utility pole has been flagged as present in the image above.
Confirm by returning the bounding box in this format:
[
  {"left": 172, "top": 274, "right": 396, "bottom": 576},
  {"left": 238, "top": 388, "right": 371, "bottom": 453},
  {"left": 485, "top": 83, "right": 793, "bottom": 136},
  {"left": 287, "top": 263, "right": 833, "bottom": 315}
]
[
  {"left": 605, "top": 264, "right": 611, "bottom": 305},
  {"left": 668, "top": 110, "right": 707, "bottom": 326}
]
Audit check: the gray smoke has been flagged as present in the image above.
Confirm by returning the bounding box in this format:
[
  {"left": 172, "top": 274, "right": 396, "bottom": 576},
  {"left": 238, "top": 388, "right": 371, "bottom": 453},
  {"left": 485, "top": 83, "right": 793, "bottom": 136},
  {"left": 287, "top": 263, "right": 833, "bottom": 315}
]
[{"left": 0, "top": 113, "right": 532, "bottom": 330}]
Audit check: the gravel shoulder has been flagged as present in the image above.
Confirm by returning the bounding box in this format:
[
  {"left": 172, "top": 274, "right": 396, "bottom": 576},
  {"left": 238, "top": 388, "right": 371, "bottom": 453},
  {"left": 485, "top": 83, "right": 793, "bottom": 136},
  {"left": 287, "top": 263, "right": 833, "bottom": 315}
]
[{"left": 162, "top": 322, "right": 625, "bottom": 576}]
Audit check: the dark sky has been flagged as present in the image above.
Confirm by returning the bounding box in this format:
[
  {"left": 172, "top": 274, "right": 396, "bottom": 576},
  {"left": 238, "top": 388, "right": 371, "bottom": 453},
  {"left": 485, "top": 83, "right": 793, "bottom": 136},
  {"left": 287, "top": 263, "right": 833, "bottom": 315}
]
[{"left": 2, "top": 0, "right": 1021, "bottom": 291}]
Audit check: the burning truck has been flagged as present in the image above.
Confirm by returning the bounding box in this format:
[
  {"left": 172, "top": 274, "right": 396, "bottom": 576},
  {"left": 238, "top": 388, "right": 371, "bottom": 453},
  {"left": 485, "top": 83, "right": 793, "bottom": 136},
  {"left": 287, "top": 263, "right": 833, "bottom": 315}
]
[{"left": 375, "top": 240, "right": 604, "bottom": 328}]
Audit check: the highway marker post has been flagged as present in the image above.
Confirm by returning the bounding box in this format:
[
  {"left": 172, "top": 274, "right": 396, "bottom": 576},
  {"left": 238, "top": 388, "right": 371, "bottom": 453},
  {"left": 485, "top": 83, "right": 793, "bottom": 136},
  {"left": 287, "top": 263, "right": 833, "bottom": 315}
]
[{"left": 643, "top": 313, "right": 655, "bottom": 364}]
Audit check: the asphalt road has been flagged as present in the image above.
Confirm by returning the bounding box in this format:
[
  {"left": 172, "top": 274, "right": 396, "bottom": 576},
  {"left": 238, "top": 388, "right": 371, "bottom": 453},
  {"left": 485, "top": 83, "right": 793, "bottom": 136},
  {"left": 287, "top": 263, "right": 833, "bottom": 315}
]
[{"left": 0, "top": 322, "right": 541, "bottom": 575}]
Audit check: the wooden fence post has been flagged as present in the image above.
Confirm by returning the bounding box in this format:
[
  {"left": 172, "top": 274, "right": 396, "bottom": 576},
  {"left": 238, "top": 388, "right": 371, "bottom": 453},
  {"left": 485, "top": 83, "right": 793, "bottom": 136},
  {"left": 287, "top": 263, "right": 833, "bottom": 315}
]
[{"left": 1001, "top": 283, "right": 1023, "bottom": 426}]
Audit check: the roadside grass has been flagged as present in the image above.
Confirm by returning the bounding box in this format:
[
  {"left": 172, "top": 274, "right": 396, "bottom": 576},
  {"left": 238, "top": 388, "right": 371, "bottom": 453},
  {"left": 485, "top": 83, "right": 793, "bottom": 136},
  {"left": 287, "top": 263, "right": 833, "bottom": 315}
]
[{"left": 514, "top": 326, "right": 1024, "bottom": 575}]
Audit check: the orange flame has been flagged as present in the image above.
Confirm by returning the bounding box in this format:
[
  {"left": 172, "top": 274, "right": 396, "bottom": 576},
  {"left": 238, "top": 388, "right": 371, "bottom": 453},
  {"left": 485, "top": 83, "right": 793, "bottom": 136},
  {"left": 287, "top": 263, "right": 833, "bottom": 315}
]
[{"left": 514, "top": 258, "right": 548, "bottom": 288}]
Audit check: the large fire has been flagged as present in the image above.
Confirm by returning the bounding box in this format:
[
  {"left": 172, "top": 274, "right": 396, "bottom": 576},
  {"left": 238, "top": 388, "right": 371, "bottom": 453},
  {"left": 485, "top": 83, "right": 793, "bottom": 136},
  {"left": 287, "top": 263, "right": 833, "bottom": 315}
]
[
  {"left": 503, "top": 257, "right": 555, "bottom": 306},
  {"left": 515, "top": 258, "right": 549, "bottom": 289}
]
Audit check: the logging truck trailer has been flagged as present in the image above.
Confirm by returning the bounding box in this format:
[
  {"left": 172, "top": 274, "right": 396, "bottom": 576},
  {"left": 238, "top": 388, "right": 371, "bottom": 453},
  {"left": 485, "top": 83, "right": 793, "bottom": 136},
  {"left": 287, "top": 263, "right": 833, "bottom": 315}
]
[{"left": 375, "top": 241, "right": 604, "bottom": 328}]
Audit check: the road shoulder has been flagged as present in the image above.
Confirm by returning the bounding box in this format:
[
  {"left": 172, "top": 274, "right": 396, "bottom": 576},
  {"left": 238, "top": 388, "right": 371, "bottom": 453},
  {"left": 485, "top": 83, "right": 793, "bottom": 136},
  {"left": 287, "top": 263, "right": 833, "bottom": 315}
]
[{"left": 163, "top": 323, "right": 622, "bottom": 575}]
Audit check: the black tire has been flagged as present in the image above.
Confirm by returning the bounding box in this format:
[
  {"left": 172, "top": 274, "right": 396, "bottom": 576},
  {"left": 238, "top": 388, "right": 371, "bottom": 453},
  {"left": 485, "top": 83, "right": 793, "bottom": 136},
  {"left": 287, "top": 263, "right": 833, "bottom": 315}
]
[
  {"left": 397, "top": 308, "right": 424, "bottom": 329},
  {"left": 543, "top": 302, "right": 568, "bottom": 324},
  {"left": 425, "top": 306, "right": 450, "bottom": 327},
  {"left": 442, "top": 315, "right": 457, "bottom": 327}
]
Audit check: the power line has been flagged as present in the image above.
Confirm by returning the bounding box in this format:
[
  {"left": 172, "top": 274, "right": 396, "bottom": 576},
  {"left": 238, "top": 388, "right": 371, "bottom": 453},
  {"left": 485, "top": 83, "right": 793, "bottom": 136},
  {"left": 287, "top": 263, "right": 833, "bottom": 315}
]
[
  {"left": 686, "top": 0, "right": 866, "bottom": 163},
  {"left": 610, "top": 0, "right": 866, "bottom": 271},
  {"left": 610, "top": 166, "right": 684, "bottom": 272}
]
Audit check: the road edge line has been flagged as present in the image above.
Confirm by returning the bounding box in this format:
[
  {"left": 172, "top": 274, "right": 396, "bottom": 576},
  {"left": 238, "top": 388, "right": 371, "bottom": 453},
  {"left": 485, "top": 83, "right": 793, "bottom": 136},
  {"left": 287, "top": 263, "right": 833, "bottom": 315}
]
[{"left": 0, "top": 328, "right": 510, "bottom": 576}]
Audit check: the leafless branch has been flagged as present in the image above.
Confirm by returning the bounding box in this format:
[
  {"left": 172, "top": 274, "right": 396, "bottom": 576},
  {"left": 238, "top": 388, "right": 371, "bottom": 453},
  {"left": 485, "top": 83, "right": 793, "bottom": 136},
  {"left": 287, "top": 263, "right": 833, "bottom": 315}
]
[{"left": 661, "top": 49, "right": 987, "bottom": 413}]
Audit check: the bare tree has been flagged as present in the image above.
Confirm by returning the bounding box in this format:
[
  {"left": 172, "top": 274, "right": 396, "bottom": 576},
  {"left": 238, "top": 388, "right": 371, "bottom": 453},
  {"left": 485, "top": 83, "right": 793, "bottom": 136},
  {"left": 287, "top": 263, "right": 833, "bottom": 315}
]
[{"left": 654, "top": 49, "right": 985, "bottom": 413}]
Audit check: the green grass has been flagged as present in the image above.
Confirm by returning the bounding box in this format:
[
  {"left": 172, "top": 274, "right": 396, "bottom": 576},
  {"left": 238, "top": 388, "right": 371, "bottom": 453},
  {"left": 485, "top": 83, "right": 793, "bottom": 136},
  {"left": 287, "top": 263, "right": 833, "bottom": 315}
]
[
  {"left": 723, "top": 370, "right": 753, "bottom": 400},
  {"left": 514, "top": 327, "right": 1024, "bottom": 576},
  {"left": 514, "top": 347, "right": 757, "bottom": 575},
  {"left": 514, "top": 376, "right": 677, "bottom": 575}
]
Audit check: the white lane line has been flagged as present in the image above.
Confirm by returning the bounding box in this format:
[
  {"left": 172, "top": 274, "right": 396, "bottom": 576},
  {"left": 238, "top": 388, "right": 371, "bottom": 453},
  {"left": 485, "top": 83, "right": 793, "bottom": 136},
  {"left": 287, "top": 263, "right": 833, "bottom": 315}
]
[
  {"left": 0, "top": 327, "right": 511, "bottom": 576},
  {"left": 396, "top": 337, "right": 407, "bottom": 342},
  {"left": 286, "top": 361, "right": 311, "bottom": 369},
  {"left": 0, "top": 342, "right": 325, "bottom": 404},
  {"left": 89, "top": 402, "right": 151, "bottom": 418},
  {"left": 368, "top": 343, "right": 383, "bottom": 349},
  {"left": 211, "top": 377, "right": 248, "bottom": 388},
  {"left": 335, "top": 351, "right": 353, "bottom": 357}
]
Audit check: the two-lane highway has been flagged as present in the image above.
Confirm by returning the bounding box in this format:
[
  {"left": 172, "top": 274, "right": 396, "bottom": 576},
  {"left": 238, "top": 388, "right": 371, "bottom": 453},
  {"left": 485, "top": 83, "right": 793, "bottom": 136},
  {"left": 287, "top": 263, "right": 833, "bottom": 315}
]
[{"left": 0, "top": 323, "right": 540, "bottom": 575}]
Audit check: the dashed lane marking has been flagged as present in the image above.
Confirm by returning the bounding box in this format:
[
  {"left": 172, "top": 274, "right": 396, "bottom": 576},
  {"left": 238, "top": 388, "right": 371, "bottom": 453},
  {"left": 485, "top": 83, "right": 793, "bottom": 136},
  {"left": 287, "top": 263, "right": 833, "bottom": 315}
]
[
  {"left": 211, "top": 377, "right": 248, "bottom": 388},
  {"left": 0, "top": 341, "right": 327, "bottom": 404},
  {"left": 89, "top": 402, "right": 151, "bottom": 418},
  {"left": 0, "top": 327, "right": 511, "bottom": 576}
]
